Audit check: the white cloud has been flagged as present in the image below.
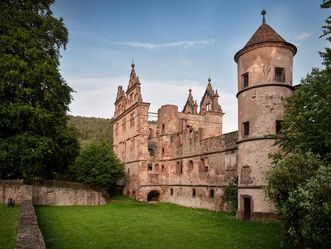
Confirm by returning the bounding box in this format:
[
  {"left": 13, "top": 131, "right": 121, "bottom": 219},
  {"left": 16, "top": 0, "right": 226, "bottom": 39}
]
[
  {"left": 111, "top": 39, "right": 216, "bottom": 50},
  {"left": 294, "top": 32, "right": 312, "bottom": 41}
]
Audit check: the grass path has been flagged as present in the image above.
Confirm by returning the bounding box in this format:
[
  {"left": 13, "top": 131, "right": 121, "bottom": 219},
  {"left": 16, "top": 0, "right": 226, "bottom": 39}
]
[
  {"left": 0, "top": 205, "right": 20, "bottom": 249},
  {"left": 36, "top": 196, "right": 281, "bottom": 249}
]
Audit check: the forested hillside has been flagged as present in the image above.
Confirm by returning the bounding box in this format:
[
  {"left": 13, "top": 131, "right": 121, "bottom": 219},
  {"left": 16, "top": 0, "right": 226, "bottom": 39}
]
[{"left": 68, "top": 116, "right": 113, "bottom": 146}]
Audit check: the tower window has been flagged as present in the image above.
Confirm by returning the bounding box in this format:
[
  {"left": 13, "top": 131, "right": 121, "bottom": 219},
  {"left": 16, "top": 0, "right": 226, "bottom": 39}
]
[
  {"left": 192, "top": 189, "right": 196, "bottom": 198},
  {"left": 243, "top": 121, "right": 250, "bottom": 136},
  {"left": 162, "top": 124, "right": 165, "bottom": 133},
  {"left": 147, "top": 163, "right": 153, "bottom": 171},
  {"left": 276, "top": 120, "right": 283, "bottom": 134},
  {"left": 170, "top": 188, "right": 173, "bottom": 196},
  {"left": 206, "top": 103, "right": 210, "bottom": 111},
  {"left": 209, "top": 189, "right": 215, "bottom": 198},
  {"left": 242, "top": 73, "right": 249, "bottom": 88},
  {"left": 275, "top": 67, "right": 285, "bottom": 82}
]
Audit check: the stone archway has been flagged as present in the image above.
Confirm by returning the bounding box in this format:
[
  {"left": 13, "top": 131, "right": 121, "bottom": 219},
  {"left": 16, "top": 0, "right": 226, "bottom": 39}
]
[{"left": 147, "top": 190, "right": 160, "bottom": 202}]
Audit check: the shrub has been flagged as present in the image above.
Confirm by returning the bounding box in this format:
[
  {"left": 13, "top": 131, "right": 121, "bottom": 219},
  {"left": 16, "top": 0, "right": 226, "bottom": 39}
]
[{"left": 70, "top": 141, "right": 124, "bottom": 191}]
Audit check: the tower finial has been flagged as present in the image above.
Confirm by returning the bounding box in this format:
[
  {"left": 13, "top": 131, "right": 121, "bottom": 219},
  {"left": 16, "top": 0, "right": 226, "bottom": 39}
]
[
  {"left": 131, "top": 58, "right": 135, "bottom": 68},
  {"left": 261, "top": 9, "right": 267, "bottom": 24},
  {"left": 208, "top": 74, "right": 211, "bottom": 83}
]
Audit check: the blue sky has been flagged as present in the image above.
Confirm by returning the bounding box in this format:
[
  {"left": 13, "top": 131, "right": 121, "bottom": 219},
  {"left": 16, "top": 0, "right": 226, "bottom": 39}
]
[{"left": 52, "top": 0, "right": 329, "bottom": 132}]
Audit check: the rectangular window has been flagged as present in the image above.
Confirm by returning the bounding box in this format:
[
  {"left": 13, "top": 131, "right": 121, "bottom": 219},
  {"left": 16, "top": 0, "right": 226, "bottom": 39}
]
[
  {"left": 243, "top": 121, "right": 250, "bottom": 136},
  {"left": 209, "top": 189, "right": 215, "bottom": 198},
  {"left": 192, "top": 189, "right": 196, "bottom": 198},
  {"left": 147, "top": 163, "right": 152, "bottom": 171},
  {"left": 130, "top": 113, "right": 134, "bottom": 127},
  {"left": 115, "top": 123, "right": 118, "bottom": 136},
  {"left": 275, "top": 67, "right": 285, "bottom": 82},
  {"left": 276, "top": 120, "right": 283, "bottom": 134},
  {"left": 242, "top": 73, "right": 249, "bottom": 88},
  {"left": 170, "top": 188, "right": 173, "bottom": 196},
  {"left": 161, "top": 165, "right": 164, "bottom": 172},
  {"left": 122, "top": 118, "right": 126, "bottom": 131}
]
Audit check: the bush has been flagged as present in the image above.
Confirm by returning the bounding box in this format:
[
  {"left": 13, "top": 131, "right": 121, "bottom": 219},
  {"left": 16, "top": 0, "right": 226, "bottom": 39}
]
[
  {"left": 267, "top": 152, "right": 331, "bottom": 248},
  {"left": 222, "top": 183, "right": 238, "bottom": 215},
  {"left": 70, "top": 141, "right": 124, "bottom": 191}
]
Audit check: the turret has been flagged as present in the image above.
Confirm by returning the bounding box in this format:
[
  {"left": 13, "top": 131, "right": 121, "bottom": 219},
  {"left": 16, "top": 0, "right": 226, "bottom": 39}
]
[{"left": 235, "top": 10, "right": 297, "bottom": 220}]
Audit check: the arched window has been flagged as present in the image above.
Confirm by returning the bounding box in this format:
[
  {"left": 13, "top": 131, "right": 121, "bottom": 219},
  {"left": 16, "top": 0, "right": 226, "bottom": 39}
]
[{"left": 188, "top": 160, "right": 194, "bottom": 171}]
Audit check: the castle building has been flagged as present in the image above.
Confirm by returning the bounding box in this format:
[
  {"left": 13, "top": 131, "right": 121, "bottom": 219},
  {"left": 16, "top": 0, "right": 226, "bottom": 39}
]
[{"left": 112, "top": 11, "right": 296, "bottom": 220}]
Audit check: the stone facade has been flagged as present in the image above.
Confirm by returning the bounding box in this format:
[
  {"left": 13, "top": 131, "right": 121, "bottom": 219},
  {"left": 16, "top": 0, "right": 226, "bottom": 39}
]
[
  {"left": 113, "top": 65, "right": 237, "bottom": 211},
  {"left": 0, "top": 180, "right": 107, "bottom": 205},
  {"left": 113, "top": 12, "right": 296, "bottom": 220}
]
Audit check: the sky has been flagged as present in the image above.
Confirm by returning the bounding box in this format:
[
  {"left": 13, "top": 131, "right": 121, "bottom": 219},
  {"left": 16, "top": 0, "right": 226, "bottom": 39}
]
[{"left": 52, "top": 0, "right": 329, "bottom": 133}]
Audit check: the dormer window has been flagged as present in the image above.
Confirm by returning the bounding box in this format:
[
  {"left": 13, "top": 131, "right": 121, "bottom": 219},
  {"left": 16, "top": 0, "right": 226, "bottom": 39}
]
[
  {"left": 242, "top": 73, "right": 249, "bottom": 88},
  {"left": 275, "top": 67, "right": 285, "bottom": 82}
]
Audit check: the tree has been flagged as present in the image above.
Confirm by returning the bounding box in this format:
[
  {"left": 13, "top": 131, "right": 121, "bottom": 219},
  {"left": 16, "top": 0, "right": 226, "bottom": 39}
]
[
  {"left": 70, "top": 141, "right": 125, "bottom": 191},
  {"left": 0, "top": 0, "right": 79, "bottom": 179},
  {"left": 266, "top": 2, "right": 331, "bottom": 248},
  {"left": 277, "top": 68, "right": 331, "bottom": 159},
  {"left": 320, "top": 0, "right": 331, "bottom": 67}
]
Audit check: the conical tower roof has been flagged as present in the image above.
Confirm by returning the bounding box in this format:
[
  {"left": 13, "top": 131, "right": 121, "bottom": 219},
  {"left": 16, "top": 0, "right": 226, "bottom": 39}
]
[
  {"left": 234, "top": 10, "right": 296, "bottom": 62},
  {"left": 244, "top": 23, "right": 286, "bottom": 47}
]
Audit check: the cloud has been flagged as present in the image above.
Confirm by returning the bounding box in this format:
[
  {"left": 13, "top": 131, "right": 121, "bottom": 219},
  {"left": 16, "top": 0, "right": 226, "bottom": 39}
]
[
  {"left": 294, "top": 32, "right": 312, "bottom": 41},
  {"left": 111, "top": 39, "right": 216, "bottom": 50}
]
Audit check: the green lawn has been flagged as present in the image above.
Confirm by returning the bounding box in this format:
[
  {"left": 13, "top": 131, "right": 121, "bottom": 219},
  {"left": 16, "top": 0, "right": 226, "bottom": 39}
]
[
  {"left": 36, "top": 196, "right": 281, "bottom": 249},
  {"left": 0, "top": 205, "right": 20, "bottom": 249}
]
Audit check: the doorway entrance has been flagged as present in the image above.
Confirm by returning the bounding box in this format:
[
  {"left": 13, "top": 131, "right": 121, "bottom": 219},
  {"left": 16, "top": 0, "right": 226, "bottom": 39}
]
[
  {"left": 243, "top": 197, "right": 251, "bottom": 220},
  {"left": 147, "top": 190, "right": 160, "bottom": 202}
]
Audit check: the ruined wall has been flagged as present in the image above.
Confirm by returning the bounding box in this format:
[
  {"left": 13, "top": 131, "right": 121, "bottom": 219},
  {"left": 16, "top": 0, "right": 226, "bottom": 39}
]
[
  {"left": 137, "top": 132, "right": 238, "bottom": 211},
  {"left": 0, "top": 180, "right": 107, "bottom": 205},
  {"left": 0, "top": 180, "right": 32, "bottom": 203}
]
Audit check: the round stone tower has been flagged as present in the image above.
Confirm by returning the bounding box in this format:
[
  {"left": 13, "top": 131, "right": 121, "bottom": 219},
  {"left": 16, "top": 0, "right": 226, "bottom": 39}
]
[{"left": 234, "top": 10, "right": 297, "bottom": 220}]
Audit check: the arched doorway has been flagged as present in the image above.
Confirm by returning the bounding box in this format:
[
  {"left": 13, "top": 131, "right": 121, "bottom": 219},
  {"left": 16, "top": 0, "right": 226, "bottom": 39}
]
[{"left": 147, "top": 190, "right": 160, "bottom": 202}]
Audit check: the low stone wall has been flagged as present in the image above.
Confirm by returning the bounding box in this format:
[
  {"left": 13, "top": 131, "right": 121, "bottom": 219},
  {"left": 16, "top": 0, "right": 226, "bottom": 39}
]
[
  {"left": 0, "top": 180, "right": 32, "bottom": 203},
  {"left": 15, "top": 200, "right": 46, "bottom": 249},
  {"left": 0, "top": 180, "right": 108, "bottom": 205}
]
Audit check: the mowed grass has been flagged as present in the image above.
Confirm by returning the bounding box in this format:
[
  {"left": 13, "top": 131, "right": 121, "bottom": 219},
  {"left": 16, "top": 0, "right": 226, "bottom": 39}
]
[
  {"left": 0, "top": 205, "right": 20, "bottom": 249},
  {"left": 36, "top": 196, "right": 281, "bottom": 249}
]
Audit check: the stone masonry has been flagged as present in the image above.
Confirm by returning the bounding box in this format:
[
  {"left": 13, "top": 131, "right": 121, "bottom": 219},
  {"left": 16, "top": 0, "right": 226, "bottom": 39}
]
[{"left": 112, "top": 11, "right": 296, "bottom": 220}]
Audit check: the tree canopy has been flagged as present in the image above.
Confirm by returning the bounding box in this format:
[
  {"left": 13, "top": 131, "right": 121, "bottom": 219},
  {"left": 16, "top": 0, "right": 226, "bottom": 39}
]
[
  {"left": 68, "top": 115, "right": 113, "bottom": 147},
  {"left": 0, "top": 0, "right": 79, "bottom": 179},
  {"left": 266, "top": 1, "right": 331, "bottom": 248},
  {"left": 70, "top": 141, "right": 124, "bottom": 191}
]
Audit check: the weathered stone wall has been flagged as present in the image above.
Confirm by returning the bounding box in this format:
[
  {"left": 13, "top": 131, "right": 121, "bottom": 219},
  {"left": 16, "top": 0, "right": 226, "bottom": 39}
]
[
  {"left": 0, "top": 180, "right": 32, "bottom": 203},
  {"left": 0, "top": 180, "right": 107, "bottom": 205},
  {"left": 135, "top": 132, "right": 238, "bottom": 211},
  {"left": 15, "top": 200, "right": 46, "bottom": 249}
]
